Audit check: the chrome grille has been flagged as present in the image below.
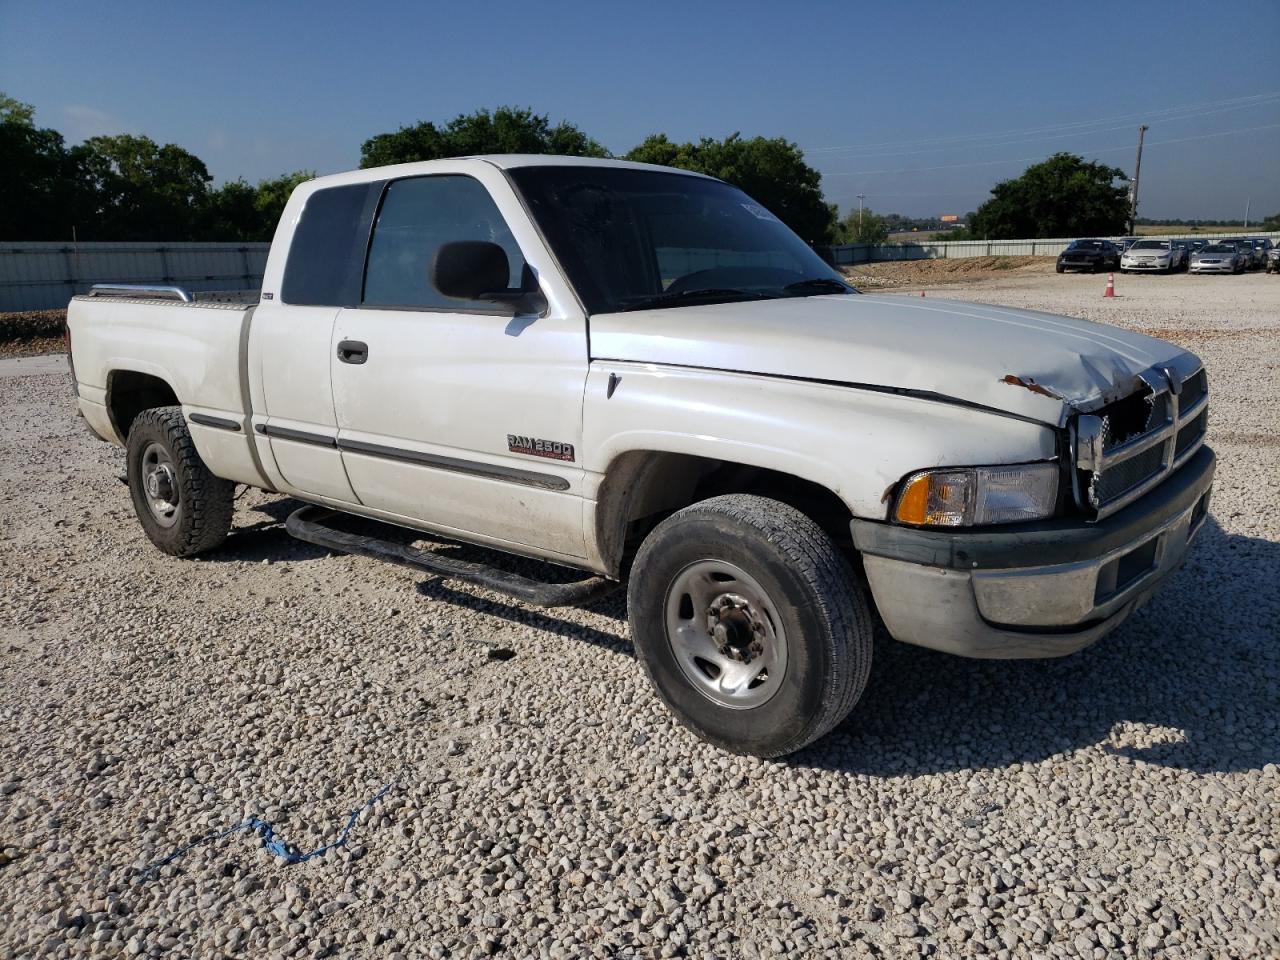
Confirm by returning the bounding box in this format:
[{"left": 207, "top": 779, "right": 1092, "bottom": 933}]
[
  {"left": 1074, "top": 360, "right": 1208, "bottom": 519},
  {"left": 1091, "top": 442, "right": 1167, "bottom": 505}
]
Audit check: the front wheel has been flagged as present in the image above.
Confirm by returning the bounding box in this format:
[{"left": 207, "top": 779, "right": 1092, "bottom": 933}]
[
  {"left": 126, "top": 406, "right": 235, "bottom": 556},
  {"left": 626, "top": 494, "right": 873, "bottom": 757}
]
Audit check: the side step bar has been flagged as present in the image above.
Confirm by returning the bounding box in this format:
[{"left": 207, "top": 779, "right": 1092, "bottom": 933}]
[{"left": 285, "top": 505, "right": 619, "bottom": 608}]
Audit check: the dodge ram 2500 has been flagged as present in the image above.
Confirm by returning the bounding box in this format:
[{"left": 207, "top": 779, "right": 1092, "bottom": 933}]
[{"left": 67, "top": 156, "right": 1214, "bottom": 757}]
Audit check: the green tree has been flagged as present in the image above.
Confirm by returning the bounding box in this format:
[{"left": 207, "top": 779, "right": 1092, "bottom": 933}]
[
  {"left": 834, "top": 207, "right": 889, "bottom": 244},
  {"left": 253, "top": 170, "right": 314, "bottom": 235},
  {"left": 625, "top": 133, "right": 837, "bottom": 243},
  {"left": 361, "top": 107, "right": 606, "bottom": 168},
  {"left": 1262, "top": 211, "right": 1280, "bottom": 231},
  {"left": 202, "top": 170, "right": 312, "bottom": 240},
  {"left": 0, "top": 92, "right": 36, "bottom": 126},
  {"left": 968, "top": 153, "right": 1128, "bottom": 240},
  {"left": 0, "top": 94, "right": 86, "bottom": 240},
  {"left": 74, "top": 134, "right": 213, "bottom": 239},
  {"left": 204, "top": 179, "right": 260, "bottom": 240}
]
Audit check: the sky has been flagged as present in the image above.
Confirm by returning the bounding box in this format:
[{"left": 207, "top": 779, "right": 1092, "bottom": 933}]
[{"left": 2, "top": 0, "right": 1278, "bottom": 221}]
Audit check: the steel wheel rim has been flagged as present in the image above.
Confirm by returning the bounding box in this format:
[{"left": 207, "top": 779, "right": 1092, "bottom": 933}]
[
  {"left": 664, "top": 559, "right": 788, "bottom": 710},
  {"left": 140, "top": 441, "right": 180, "bottom": 528}
]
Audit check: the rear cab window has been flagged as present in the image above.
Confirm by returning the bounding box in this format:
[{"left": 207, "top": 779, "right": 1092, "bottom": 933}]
[{"left": 281, "top": 183, "right": 381, "bottom": 306}]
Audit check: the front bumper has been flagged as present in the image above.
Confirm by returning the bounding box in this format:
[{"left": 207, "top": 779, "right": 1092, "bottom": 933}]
[
  {"left": 1190, "top": 261, "right": 1233, "bottom": 273},
  {"left": 1122, "top": 260, "right": 1172, "bottom": 271},
  {"left": 851, "top": 446, "right": 1215, "bottom": 658}
]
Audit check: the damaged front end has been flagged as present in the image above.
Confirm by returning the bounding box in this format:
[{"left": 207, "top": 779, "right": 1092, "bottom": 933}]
[{"left": 1067, "top": 353, "right": 1209, "bottom": 520}]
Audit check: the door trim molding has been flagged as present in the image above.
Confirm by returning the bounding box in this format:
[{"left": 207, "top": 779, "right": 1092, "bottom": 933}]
[
  {"left": 188, "top": 412, "right": 242, "bottom": 432},
  {"left": 338, "top": 437, "right": 570, "bottom": 491},
  {"left": 254, "top": 423, "right": 337, "bottom": 448}
]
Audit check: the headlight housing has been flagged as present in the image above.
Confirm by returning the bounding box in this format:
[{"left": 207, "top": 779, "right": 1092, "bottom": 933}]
[{"left": 893, "top": 463, "right": 1059, "bottom": 527}]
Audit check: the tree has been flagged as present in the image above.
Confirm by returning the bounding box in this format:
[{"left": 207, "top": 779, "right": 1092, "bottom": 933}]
[
  {"left": 0, "top": 94, "right": 86, "bottom": 240},
  {"left": 625, "top": 133, "right": 837, "bottom": 243},
  {"left": 0, "top": 92, "right": 36, "bottom": 126},
  {"left": 361, "top": 107, "right": 606, "bottom": 168},
  {"left": 968, "top": 153, "right": 1128, "bottom": 239},
  {"left": 202, "top": 170, "right": 312, "bottom": 241},
  {"left": 73, "top": 134, "right": 213, "bottom": 239},
  {"left": 253, "top": 170, "right": 314, "bottom": 236},
  {"left": 1262, "top": 212, "right": 1280, "bottom": 232},
  {"left": 834, "top": 207, "right": 889, "bottom": 244}
]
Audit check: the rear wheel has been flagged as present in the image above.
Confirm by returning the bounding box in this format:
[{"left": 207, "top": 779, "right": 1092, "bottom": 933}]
[
  {"left": 627, "top": 494, "right": 872, "bottom": 757},
  {"left": 126, "top": 406, "right": 235, "bottom": 556}
]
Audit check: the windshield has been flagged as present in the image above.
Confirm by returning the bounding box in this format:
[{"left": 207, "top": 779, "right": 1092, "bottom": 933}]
[
  {"left": 1130, "top": 240, "right": 1170, "bottom": 250},
  {"left": 508, "top": 166, "right": 852, "bottom": 314},
  {"left": 1068, "top": 240, "right": 1103, "bottom": 250},
  {"left": 1201, "top": 245, "right": 1232, "bottom": 252}
]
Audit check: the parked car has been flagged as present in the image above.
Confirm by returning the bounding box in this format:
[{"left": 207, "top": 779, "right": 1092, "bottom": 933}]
[
  {"left": 1219, "top": 238, "right": 1260, "bottom": 270},
  {"left": 1169, "top": 239, "right": 1192, "bottom": 270},
  {"left": 1247, "top": 238, "right": 1273, "bottom": 268},
  {"left": 1056, "top": 238, "right": 1121, "bottom": 273},
  {"left": 65, "top": 156, "right": 1215, "bottom": 757},
  {"left": 1267, "top": 245, "right": 1280, "bottom": 274},
  {"left": 1120, "top": 239, "right": 1179, "bottom": 273},
  {"left": 1189, "top": 243, "right": 1246, "bottom": 274}
]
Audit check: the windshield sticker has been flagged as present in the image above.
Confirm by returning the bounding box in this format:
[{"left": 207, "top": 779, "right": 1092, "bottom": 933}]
[{"left": 740, "top": 202, "right": 779, "bottom": 222}]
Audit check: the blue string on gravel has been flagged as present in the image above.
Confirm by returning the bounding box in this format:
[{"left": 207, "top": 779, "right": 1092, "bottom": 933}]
[{"left": 136, "top": 780, "right": 395, "bottom": 883}]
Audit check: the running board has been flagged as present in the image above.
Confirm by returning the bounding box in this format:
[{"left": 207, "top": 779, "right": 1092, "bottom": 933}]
[{"left": 285, "top": 505, "right": 619, "bottom": 608}]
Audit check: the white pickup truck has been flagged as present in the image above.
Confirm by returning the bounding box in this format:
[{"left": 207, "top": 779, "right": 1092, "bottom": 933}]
[{"left": 67, "top": 156, "right": 1215, "bottom": 757}]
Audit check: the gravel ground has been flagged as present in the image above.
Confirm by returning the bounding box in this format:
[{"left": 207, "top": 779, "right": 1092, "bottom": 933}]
[{"left": 1, "top": 271, "right": 1277, "bottom": 959}]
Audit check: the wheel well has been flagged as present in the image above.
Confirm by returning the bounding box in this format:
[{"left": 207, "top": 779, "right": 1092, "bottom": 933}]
[
  {"left": 595, "top": 451, "right": 855, "bottom": 575},
  {"left": 107, "top": 370, "right": 179, "bottom": 442}
]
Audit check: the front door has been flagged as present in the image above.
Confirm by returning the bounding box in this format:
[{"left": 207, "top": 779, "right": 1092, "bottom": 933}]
[{"left": 330, "top": 171, "right": 589, "bottom": 560}]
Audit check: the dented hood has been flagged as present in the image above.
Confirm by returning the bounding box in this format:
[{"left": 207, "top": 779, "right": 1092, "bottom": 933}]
[{"left": 589, "top": 294, "right": 1192, "bottom": 425}]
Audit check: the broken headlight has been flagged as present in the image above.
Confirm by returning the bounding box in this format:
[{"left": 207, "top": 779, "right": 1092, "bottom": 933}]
[{"left": 893, "top": 463, "right": 1059, "bottom": 527}]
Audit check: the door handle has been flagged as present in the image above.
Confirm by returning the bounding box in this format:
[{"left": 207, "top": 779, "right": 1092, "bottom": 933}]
[{"left": 337, "top": 340, "right": 368, "bottom": 365}]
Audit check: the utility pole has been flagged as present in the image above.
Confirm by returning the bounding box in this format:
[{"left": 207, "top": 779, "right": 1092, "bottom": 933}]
[
  {"left": 1244, "top": 197, "right": 1250, "bottom": 230},
  {"left": 856, "top": 193, "right": 866, "bottom": 232},
  {"left": 1128, "top": 124, "right": 1148, "bottom": 236}
]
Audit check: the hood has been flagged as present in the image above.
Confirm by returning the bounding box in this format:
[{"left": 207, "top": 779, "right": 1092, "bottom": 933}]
[
  {"left": 589, "top": 294, "right": 1191, "bottom": 426},
  {"left": 1125, "top": 246, "right": 1172, "bottom": 257}
]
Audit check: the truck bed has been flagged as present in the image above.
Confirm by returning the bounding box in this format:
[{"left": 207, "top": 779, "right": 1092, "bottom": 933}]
[{"left": 66, "top": 286, "right": 268, "bottom": 488}]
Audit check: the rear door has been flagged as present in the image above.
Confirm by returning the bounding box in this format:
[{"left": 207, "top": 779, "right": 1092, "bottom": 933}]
[
  {"left": 249, "top": 181, "right": 382, "bottom": 502},
  {"left": 330, "top": 166, "right": 590, "bottom": 560}
]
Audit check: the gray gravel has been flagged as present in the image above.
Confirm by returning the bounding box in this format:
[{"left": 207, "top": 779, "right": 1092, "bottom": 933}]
[{"left": 1, "top": 270, "right": 1277, "bottom": 959}]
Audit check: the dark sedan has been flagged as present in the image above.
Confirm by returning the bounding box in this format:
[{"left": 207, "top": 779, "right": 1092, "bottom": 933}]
[{"left": 1056, "top": 239, "right": 1121, "bottom": 273}]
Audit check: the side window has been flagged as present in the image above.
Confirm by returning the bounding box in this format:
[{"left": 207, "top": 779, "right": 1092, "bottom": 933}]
[
  {"left": 363, "top": 176, "right": 524, "bottom": 310},
  {"left": 281, "top": 184, "right": 374, "bottom": 306}
]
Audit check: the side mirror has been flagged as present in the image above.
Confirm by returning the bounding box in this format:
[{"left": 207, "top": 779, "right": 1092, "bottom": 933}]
[{"left": 431, "top": 241, "right": 544, "bottom": 313}]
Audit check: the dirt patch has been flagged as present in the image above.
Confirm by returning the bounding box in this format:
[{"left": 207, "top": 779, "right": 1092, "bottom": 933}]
[
  {"left": 0, "top": 309, "right": 67, "bottom": 344},
  {"left": 842, "top": 256, "right": 1055, "bottom": 289},
  {"left": 0, "top": 337, "right": 64, "bottom": 358}
]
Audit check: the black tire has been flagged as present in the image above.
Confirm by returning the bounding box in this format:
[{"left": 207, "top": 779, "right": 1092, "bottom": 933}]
[
  {"left": 1055, "top": 264, "right": 1064, "bottom": 274},
  {"left": 126, "top": 406, "right": 234, "bottom": 556},
  {"left": 626, "top": 494, "right": 872, "bottom": 757}
]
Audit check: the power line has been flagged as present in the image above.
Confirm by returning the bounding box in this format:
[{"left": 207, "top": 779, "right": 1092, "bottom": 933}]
[
  {"left": 806, "top": 92, "right": 1280, "bottom": 159},
  {"left": 820, "top": 122, "right": 1280, "bottom": 177}
]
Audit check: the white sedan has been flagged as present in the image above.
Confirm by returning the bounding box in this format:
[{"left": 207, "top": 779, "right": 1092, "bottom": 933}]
[{"left": 1121, "top": 239, "right": 1180, "bottom": 273}]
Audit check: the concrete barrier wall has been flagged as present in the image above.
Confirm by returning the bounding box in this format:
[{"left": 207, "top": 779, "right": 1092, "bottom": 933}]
[{"left": 0, "top": 242, "right": 270, "bottom": 312}]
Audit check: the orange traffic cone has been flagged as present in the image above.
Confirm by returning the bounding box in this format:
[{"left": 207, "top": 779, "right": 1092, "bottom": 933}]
[{"left": 1103, "top": 273, "right": 1116, "bottom": 298}]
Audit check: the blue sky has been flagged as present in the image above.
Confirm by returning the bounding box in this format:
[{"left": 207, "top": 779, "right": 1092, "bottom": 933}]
[{"left": 3, "top": 0, "right": 1277, "bottom": 220}]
